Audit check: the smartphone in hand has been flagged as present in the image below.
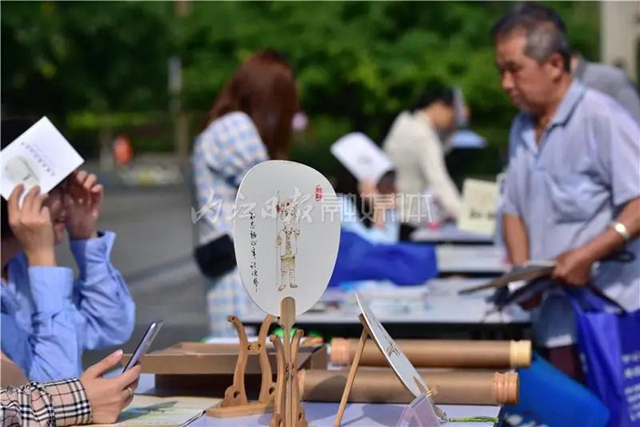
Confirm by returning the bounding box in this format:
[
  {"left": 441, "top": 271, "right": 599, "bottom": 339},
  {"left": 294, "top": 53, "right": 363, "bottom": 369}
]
[{"left": 123, "top": 321, "right": 163, "bottom": 372}]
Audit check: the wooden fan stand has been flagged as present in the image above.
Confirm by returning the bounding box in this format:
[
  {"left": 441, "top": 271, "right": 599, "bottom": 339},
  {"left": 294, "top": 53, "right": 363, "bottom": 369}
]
[
  {"left": 207, "top": 314, "right": 277, "bottom": 417},
  {"left": 270, "top": 297, "right": 308, "bottom": 427},
  {"left": 333, "top": 315, "right": 431, "bottom": 427}
]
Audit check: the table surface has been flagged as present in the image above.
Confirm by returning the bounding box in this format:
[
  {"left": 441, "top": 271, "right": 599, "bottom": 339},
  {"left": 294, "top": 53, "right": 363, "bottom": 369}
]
[
  {"left": 435, "top": 245, "right": 508, "bottom": 275},
  {"left": 241, "top": 278, "right": 530, "bottom": 326},
  {"left": 136, "top": 374, "right": 500, "bottom": 427},
  {"left": 412, "top": 223, "right": 496, "bottom": 245},
  {"left": 190, "top": 403, "right": 500, "bottom": 426}
]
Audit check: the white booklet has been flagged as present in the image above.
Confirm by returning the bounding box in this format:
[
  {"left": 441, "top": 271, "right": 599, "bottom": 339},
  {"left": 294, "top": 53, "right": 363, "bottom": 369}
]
[
  {"left": 88, "top": 395, "right": 214, "bottom": 426},
  {"left": 330, "top": 132, "right": 395, "bottom": 184},
  {"left": 1, "top": 116, "right": 84, "bottom": 200}
]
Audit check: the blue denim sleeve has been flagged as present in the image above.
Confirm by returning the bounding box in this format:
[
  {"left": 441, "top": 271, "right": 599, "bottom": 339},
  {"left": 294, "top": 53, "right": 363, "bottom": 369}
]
[
  {"left": 69, "top": 231, "right": 135, "bottom": 350},
  {"left": 1, "top": 266, "right": 82, "bottom": 382}
]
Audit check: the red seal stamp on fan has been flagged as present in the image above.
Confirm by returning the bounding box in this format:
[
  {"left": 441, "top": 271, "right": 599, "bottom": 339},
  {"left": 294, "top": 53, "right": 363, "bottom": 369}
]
[{"left": 315, "top": 185, "right": 323, "bottom": 201}]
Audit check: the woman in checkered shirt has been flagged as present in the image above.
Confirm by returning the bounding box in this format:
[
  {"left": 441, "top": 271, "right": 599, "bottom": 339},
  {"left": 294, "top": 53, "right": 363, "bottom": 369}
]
[
  {"left": 191, "top": 50, "right": 299, "bottom": 336},
  {"left": 1, "top": 350, "right": 140, "bottom": 426}
]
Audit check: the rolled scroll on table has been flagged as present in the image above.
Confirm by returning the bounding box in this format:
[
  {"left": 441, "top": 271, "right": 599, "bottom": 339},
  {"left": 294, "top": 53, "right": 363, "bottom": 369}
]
[
  {"left": 331, "top": 339, "right": 531, "bottom": 369},
  {"left": 299, "top": 369, "right": 519, "bottom": 405}
]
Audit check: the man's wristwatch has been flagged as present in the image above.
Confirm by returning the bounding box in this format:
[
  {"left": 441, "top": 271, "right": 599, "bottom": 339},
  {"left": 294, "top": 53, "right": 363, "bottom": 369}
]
[{"left": 610, "top": 221, "right": 630, "bottom": 242}]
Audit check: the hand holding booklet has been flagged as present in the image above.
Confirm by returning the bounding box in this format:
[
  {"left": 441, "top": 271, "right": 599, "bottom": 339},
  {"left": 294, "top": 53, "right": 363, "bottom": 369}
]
[
  {"left": 1, "top": 116, "right": 84, "bottom": 201},
  {"left": 330, "top": 132, "right": 394, "bottom": 184},
  {"left": 458, "top": 260, "right": 557, "bottom": 316}
]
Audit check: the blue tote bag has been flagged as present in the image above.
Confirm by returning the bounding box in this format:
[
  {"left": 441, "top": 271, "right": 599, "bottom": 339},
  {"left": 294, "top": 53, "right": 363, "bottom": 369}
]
[
  {"left": 503, "top": 353, "right": 610, "bottom": 427},
  {"left": 328, "top": 230, "right": 438, "bottom": 287},
  {"left": 566, "top": 286, "right": 640, "bottom": 427}
]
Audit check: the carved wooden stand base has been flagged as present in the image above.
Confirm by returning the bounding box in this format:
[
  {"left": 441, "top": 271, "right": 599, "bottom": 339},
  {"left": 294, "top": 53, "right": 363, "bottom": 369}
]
[
  {"left": 333, "top": 314, "right": 432, "bottom": 427},
  {"left": 270, "top": 297, "right": 308, "bottom": 427},
  {"left": 206, "top": 315, "right": 276, "bottom": 418}
]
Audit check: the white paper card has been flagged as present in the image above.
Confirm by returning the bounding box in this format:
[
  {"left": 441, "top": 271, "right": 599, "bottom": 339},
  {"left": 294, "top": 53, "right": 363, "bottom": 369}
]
[
  {"left": 1, "top": 117, "right": 84, "bottom": 200},
  {"left": 356, "top": 292, "right": 444, "bottom": 422},
  {"left": 234, "top": 161, "right": 341, "bottom": 317},
  {"left": 458, "top": 178, "right": 499, "bottom": 235},
  {"left": 330, "top": 132, "right": 395, "bottom": 184}
]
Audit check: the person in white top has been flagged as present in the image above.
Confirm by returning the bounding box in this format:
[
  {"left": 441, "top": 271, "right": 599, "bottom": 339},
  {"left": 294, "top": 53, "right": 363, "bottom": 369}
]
[{"left": 383, "top": 85, "right": 463, "bottom": 232}]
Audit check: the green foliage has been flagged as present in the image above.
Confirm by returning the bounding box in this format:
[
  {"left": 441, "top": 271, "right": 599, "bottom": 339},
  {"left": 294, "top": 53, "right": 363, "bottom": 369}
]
[
  {"left": 2, "top": 1, "right": 600, "bottom": 173},
  {"left": 2, "top": 1, "right": 174, "bottom": 116}
]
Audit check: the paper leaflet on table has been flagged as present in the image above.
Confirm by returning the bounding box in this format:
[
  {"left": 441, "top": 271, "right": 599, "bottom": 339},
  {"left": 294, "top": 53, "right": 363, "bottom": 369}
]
[
  {"left": 86, "top": 395, "right": 214, "bottom": 426},
  {"left": 457, "top": 179, "right": 498, "bottom": 236},
  {"left": 330, "top": 132, "right": 395, "bottom": 184},
  {"left": 1, "top": 116, "right": 84, "bottom": 201}
]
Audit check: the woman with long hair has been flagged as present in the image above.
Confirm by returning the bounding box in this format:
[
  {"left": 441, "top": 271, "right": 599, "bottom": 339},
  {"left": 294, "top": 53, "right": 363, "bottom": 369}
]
[{"left": 191, "top": 50, "right": 298, "bottom": 336}]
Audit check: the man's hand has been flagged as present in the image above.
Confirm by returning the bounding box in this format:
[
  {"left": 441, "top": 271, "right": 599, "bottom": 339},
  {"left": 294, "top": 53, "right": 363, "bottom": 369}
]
[
  {"left": 553, "top": 247, "right": 594, "bottom": 287},
  {"left": 65, "top": 170, "right": 103, "bottom": 240},
  {"left": 8, "top": 185, "right": 56, "bottom": 266}
]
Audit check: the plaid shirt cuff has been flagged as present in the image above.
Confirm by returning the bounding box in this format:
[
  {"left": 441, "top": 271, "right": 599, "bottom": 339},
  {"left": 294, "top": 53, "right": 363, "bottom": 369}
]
[{"left": 1, "top": 378, "right": 92, "bottom": 426}]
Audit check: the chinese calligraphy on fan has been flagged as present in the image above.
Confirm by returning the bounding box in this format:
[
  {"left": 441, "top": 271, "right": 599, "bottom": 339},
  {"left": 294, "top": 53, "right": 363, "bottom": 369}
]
[{"left": 249, "top": 211, "right": 259, "bottom": 292}]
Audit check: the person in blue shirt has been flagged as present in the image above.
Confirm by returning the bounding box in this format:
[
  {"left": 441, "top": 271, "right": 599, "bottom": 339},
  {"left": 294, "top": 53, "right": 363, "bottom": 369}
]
[
  {"left": 329, "top": 161, "right": 438, "bottom": 288},
  {"left": 1, "top": 118, "right": 135, "bottom": 382},
  {"left": 494, "top": 4, "right": 640, "bottom": 379}
]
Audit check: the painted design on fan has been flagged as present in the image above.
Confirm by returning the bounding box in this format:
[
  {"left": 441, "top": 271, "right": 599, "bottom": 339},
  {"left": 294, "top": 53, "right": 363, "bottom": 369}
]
[
  {"left": 386, "top": 342, "right": 401, "bottom": 358},
  {"left": 375, "top": 321, "right": 401, "bottom": 358},
  {"left": 249, "top": 211, "right": 259, "bottom": 292},
  {"left": 375, "top": 322, "right": 403, "bottom": 357},
  {"left": 276, "top": 192, "right": 301, "bottom": 292}
]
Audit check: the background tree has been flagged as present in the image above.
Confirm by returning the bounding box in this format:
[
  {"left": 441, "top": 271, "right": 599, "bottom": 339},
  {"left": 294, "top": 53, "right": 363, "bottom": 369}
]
[{"left": 1, "top": 1, "right": 599, "bottom": 176}]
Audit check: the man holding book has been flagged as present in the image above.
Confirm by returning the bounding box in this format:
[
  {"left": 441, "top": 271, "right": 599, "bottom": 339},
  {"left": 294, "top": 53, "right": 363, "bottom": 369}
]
[{"left": 493, "top": 3, "right": 640, "bottom": 379}]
